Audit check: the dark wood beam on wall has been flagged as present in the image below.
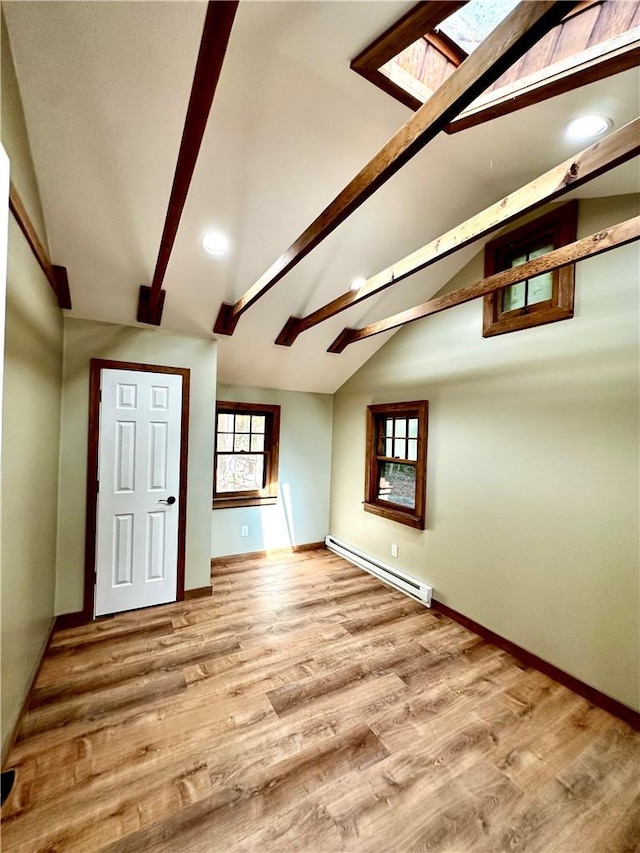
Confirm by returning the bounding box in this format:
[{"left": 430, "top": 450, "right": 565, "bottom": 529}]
[
  {"left": 276, "top": 117, "right": 640, "bottom": 346},
  {"left": 8, "top": 182, "right": 72, "bottom": 309},
  {"left": 327, "top": 216, "right": 640, "bottom": 352},
  {"left": 137, "top": 0, "right": 239, "bottom": 326},
  {"left": 213, "top": 1, "right": 579, "bottom": 337}
]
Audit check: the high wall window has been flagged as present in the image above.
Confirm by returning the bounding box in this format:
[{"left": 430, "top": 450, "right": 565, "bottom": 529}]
[
  {"left": 364, "top": 401, "right": 428, "bottom": 530},
  {"left": 483, "top": 201, "right": 578, "bottom": 337},
  {"left": 213, "top": 401, "right": 280, "bottom": 509}
]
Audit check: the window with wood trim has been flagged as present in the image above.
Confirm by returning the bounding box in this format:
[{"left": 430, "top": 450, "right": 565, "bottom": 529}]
[
  {"left": 352, "top": 0, "right": 639, "bottom": 133},
  {"left": 213, "top": 401, "right": 280, "bottom": 509},
  {"left": 365, "top": 401, "right": 428, "bottom": 530},
  {"left": 483, "top": 201, "right": 578, "bottom": 337}
]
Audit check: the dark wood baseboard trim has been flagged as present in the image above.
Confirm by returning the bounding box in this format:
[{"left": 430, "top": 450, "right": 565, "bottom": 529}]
[
  {"left": 184, "top": 586, "right": 213, "bottom": 600},
  {"left": 54, "top": 611, "right": 87, "bottom": 631},
  {"left": 432, "top": 598, "right": 640, "bottom": 730},
  {"left": 211, "top": 541, "right": 326, "bottom": 567},
  {"left": 1, "top": 617, "right": 56, "bottom": 769}
]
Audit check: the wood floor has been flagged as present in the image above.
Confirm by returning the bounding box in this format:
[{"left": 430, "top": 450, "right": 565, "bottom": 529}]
[{"left": 2, "top": 548, "right": 639, "bottom": 852}]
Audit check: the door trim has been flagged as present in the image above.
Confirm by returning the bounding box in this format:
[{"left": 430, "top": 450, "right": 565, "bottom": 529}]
[{"left": 83, "top": 358, "right": 191, "bottom": 621}]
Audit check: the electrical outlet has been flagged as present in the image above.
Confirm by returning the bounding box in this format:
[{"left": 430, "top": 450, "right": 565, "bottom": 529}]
[
  {"left": 391, "top": 543, "right": 398, "bottom": 558},
  {"left": 241, "top": 525, "right": 249, "bottom": 537}
]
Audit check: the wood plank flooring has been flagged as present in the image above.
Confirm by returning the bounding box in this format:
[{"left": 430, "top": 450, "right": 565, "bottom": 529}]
[{"left": 2, "top": 548, "right": 639, "bottom": 852}]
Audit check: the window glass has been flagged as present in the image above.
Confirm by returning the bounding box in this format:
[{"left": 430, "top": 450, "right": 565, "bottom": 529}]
[
  {"left": 218, "top": 413, "right": 234, "bottom": 433},
  {"left": 528, "top": 272, "right": 553, "bottom": 304},
  {"left": 217, "top": 433, "right": 233, "bottom": 452},
  {"left": 234, "top": 434, "right": 250, "bottom": 452},
  {"left": 236, "top": 414, "right": 251, "bottom": 433},
  {"left": 216, "top": 454, "right": 264, "bottom": 493},
  {"left": 502, "top": 282, "right": 525, "bottom": 311},
  {"left": 251, "top": 434, "right": 265, "bottom": 452},
  {"left": 377, "top": 462, "right": 416, "bottom": 508}
]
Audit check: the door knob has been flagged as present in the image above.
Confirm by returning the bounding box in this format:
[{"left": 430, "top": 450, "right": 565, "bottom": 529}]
[{"left": 158, "top": 496, "right": 176, "bottom": 505}]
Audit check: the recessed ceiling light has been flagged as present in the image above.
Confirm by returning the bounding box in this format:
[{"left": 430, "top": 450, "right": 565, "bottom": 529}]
[
  {"left": 350, "top": 276, "right": 367, "bottom": 291},
  {"left": 565, "top": 115, "right": 611, "bottom": 142},
  {"left": 201, "top": 231, "right": 229, "bottom": 256}
]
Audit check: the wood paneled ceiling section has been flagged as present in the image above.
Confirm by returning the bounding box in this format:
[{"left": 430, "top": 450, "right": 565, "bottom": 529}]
[{"left": 355, "top": 0, "right": 640, "bottom": 130}]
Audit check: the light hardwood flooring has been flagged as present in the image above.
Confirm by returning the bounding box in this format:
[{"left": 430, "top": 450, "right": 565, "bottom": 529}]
[{"left": 2, "top": 548, "right": 639, "bottom": 852}]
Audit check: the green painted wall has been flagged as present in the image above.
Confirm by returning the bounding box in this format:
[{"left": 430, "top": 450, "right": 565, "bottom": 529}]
[
  {"left": 330, "top": 195, "right": 640, "bottom": 711},
  {"left": 1, "top": 12, "right": 63, "bottom": 758},
  {"left": 211, "top": 385, "right": 333, "bottom": 556}
]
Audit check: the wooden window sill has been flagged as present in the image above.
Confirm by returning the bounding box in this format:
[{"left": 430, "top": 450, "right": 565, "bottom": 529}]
[
  {"left": 213, "top": 496, "right": 278, "bottom": 510},
  {"left": 363, "top": 501, "right": 424, "bottom": 530}
]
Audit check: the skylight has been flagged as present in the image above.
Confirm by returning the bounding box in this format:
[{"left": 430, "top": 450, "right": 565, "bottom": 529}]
[{"left": 437, "top": 0, "right": 520, "bottom": 56}]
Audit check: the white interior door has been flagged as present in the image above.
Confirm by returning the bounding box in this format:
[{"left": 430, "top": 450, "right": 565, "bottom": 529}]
[{"left": 95, "top": 368, "right": 183, "bottom": 616}]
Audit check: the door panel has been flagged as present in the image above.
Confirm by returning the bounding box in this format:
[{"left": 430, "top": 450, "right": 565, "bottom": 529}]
[{"left": 95, "top": 368, "right": 183, "bottom": 616}]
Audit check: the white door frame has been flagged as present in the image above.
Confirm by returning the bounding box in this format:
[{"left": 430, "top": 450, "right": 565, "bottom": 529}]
[{"left": 84, "top": 358, "right": 190, "bottom": 620}]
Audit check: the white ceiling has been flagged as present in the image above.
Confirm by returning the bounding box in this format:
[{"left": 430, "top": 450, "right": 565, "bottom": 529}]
[{"left": 4, "top": 1, "right": 639, "bottom": 393}]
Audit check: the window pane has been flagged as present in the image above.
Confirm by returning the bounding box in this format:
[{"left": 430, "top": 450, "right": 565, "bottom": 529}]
[
  {"left": 395, "top": 419, "right": 406, "bottom": 438},
  {"left": 218, "top": 413, "right": 234, "bottom": 433},
  {"left": 234, "top": 433, "right": 250, "bottom": 452},
  {"left": 236, "top": 414, "right": 251, "bottom": 433},
  {"left": 408, "top": 419, "right": 418, "bottom": 438},
  {"left": 216, "top": 454, "right": 264, "bottom": 492},
  {"left": 529, "top": 243, "right": 554, "bottom": 260},
  {"left": 377, "top": 462, "right": 416, "bottom": 509},
  {"left": 217, "top": 433, "right": 233, "bottom": 452},
  {"left": 502, "top": 282, "right": 525, "bottom": 312},
  {"left": 527, "top": 272, "right": 553, "bottom": 305},
  {"left": 251, "top": 415, "right": 265, "bottom": 434},
  {"left": 407, "top": 439, "right": 418, "bottom": 461},
  {"left": 394, "top": 438, "right": 406, "bottom": 459},
  {"left": 251, "top": 434, "right": 264, "bottom": 452},
  {"left": 385, "top": 438, "right": 393, "bottom": 457},
  {"left": 510, "top": 252, "right": 527, "bottom": 269},
  {"left": 385, "top": 419, "right": 394, "bottom": 438}
]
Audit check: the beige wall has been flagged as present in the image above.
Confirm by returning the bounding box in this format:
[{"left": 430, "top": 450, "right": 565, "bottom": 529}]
[
  {"left": 1, "top": 14, "right": 64, "bottom": 758},
  {"left": 211, "top": 385, "right": 332, "bottom": 556},
  {"left": 330, "top": 195, "right": 639, "bottom": 711},
  {"left": 57, "top": 318, "right": 217, "bottom": 614}
]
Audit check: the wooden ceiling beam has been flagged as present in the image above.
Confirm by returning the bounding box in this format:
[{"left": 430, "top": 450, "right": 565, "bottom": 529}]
[
  {"left": 276, "top": 116, "right": 639, "bottom": 346},
  {"left": 9, "top": 181, "right": 71, "bottom": 309},
  {"left": 327, "top": 216, "right": 640, "bottom": 352},
  {"left": 214, "top": 1, "right": 579, "bottom": 336},
  {"left": 137, "top": 0, "right": 239, "bottom": 326}
]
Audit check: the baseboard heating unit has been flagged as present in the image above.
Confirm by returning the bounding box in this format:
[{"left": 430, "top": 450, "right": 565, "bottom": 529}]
[{"left": 325, "top": 534, "right": 432, "bottom": 607}]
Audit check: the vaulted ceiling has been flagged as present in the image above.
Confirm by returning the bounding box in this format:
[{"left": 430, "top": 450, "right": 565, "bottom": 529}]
[{"left": 4, "top": 1, "right": 639, "bottom": 393}]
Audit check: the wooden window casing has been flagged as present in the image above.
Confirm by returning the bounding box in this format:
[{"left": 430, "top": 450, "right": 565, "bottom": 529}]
[
  {"left": 213, "top": 401, "right": 280, "bottom": 509},
  {"left": 483, "top": 201, "right": 578, "bottom": 337},
  {"left": 364, "top": 401, "right": 428, "bottom": 530},
  {"left": 351, "top": 1, "right": 640, "bottom": 133}
]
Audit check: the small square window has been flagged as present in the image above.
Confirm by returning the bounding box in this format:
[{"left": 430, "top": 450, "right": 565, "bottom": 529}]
[{"left": 483, "top": 201, "right": 578, "bottom": 337}]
